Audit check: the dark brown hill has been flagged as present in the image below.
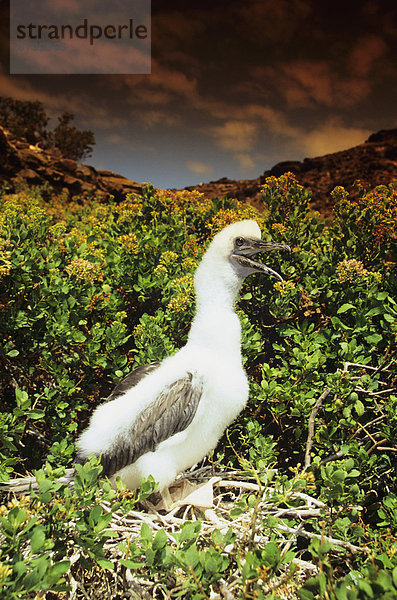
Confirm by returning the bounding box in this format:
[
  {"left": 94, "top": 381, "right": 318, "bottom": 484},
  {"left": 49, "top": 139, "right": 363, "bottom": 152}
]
[
  {"left": 0, "top": 126, "right": 142, "bottom": 201},
  {"left": 186, "top": 129, "right": 397, "bottom": 214},
  {"left": 1, "top": 124, "right": 396, "bottom": 214}
]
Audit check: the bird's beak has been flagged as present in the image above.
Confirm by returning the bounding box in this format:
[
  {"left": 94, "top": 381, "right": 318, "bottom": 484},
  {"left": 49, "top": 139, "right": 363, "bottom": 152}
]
[{"left": 231, "top": 238, "right": 291, "bottom": 281}]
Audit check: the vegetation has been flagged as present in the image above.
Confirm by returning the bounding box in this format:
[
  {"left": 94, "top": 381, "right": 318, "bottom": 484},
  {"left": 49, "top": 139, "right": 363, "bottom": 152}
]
[
  {"left": 0, "top": 96, "right": 95, "bottom": 161},
  {"left": 0, "top": 174, "right": 396, "bottom": 598}
]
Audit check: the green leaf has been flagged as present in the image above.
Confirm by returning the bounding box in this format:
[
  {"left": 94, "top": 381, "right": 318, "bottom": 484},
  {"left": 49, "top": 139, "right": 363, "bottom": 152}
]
[
  {"left": 48, "top": 560, "right": 70, "bottom": 581},
  {"left": 333, "top": 470, "right": 346, "bottom": 483},
  {"left": 96, "top": 559, "right": 114, "bottom": 570},
  {"left": 357, "top": 580, "right": 374, "bottom": 597},
  {"left": 202, "top": 555, "right": 218, "bottom": 575},
  {"left": 15, "top": 388, "right": 30, "bottom": 409},
  {"left": 365, "top": 333, "right": 382, "bottom": 345},
  {"left": 119, "top": 558, "right": 143, "bottom": 569},
  {"left": 337, "top": 303, "right": 355, "bottom": 314},
  {"left": 152, "top": 528, "right": 167, "bottom": 551},
  {"left": 354, "top": 400, "right": 365, "bottom": 416},
  {"left": 29, "top": 409, "right": 45, "bottom": 420},
  {"left": 7, "top": 349, "right": 19, "bottom": 357},
  {"left": 30, "top": 526, "right": 46, "bottom": 554},
  {"left": 140, "top": 522, "right": 152, "bottom": 544},
  {"left": 72, "top": 330, "right": 86, "bottom": 343},
  {"left": 334, "top": 585, "right": 348, "bottom": 600},
  {"left": 384, "top": 313, "right": 396, "bottom": 323},
  {"left": 184, "top": 544, "right": 199, "bottom": 568},
  {"left": 298, "top": 588, "right": 315, "bottom": 600}
]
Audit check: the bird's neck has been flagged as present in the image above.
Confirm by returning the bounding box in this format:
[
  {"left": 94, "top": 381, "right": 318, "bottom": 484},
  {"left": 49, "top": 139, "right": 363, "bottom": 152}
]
[{"left": 187, "top": 274, "right": 243, "bottom": 353}]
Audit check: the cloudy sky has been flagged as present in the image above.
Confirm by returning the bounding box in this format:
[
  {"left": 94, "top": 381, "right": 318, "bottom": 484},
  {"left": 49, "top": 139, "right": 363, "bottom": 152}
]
[{"left": 1, "top": 0, "right": 397, "bottom": 188}]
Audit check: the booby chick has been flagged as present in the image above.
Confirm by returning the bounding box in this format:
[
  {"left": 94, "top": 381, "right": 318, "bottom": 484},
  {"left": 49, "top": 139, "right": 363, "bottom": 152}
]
[{"left": 76, "top": 220, "right": 290, "bottom": 506}]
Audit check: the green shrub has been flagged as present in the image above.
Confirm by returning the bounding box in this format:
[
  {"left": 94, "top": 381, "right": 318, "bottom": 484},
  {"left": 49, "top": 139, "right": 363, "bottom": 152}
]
[{"left": 0, "top": 174, "right": 396, "bottom": 598}]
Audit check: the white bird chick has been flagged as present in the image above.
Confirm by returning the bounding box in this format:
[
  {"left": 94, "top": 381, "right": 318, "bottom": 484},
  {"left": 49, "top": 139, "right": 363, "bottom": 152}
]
[{"left": 76, "top": 220, "right": 290, "bottom": 505}]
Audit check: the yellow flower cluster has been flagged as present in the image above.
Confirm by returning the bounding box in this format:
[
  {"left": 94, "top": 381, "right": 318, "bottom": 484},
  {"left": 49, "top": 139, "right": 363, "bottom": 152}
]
[
  {"left": 159, "top": 250, "right": 178, "bottom": 267},
  {"left": 118, "top": 232, "right": 139, "bottom": 254},
  {"left": 330, "top": 186, "right": 350, "bottom": 204},
  {"left": 274, "top": 280, "right": 296, "bottom": 295},
  {"left": 86, "top": 243, "right": 107, "bottom": 266},
  {"left": 48, "top": 221, "right": 67, "bottom": 239},
  {"left": 181, "top": 256, "right": 198, "bottom": 271},
  {"left": 336, "top": 259, "right": 382, "bottom": 285},
  {"left": 261, "top": 172, "right": 309, "bottom": 217},
  {"left": 66, "top": 258, "right": 103, "bottom": 284},
  {"left": 117, "top": 195, "right": 143, "bottom": 224},
  {"left": 333, "top": 183, "right": 397, "bottom": 248},
  {"left": 271, "top": 223, "right": 288, "bottom": 235},
  {"left": 167, "top": 274, "right": 194, "bottom": 313},
  {"left": 0, "top": 562, "right": 12, "bottom": 582},
  {"left": 0, "top": 239, "right": 12, "bottom": 278},
  {"left": 84, "top": 215, "right": 102, "bottom": 231},
  {"left": 93, "top": 204, "right": 112, "bottom": 222},
  {"left": 59, "top": 227, "right": 88, "bottom": 253},
  {"left": 288, "top": 463, "right": 316, "bottom": 491},
  {"left": 88, "top": 289, "right": 111, "bottom": 311},
  {"left": 133, "top": 315, "right": 159, "bottom": 341},
  {"left": 155, "top": 189, "right": 212, "bottom": 218},
  {"left": 153, "top": 264, "right": 168, "bottom": 280},
  {"left": 0, "top": 193, "right": 47, "bottom": 231},
  {"left": 262, "top": 171, "right": 304, "bottom": 194},
  {"left": 336, "top": 259, "right": 368, "bottom": 283},
  {"left": 183, "top": 236, "right": 202, "bottom": 258},
  {"left": 0, "top": 496, "right": 40, "bottom": 526},
  {"left": 167, "top": 294, "right": 191, "bottom": 313},
  {"left": 211, "top": 205, "right": 263, "bottom": 234}
]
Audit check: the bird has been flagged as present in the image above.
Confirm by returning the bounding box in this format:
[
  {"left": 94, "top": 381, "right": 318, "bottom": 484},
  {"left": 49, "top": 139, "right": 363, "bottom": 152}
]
[{"left": 75, "top": 219, "right": 290, "bottom": 507}]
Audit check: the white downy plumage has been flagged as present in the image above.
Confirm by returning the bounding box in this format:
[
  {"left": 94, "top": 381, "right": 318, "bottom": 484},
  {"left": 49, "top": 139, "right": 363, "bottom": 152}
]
[{"left": 76, "top": 220, "right": 289, "bottom": 503}]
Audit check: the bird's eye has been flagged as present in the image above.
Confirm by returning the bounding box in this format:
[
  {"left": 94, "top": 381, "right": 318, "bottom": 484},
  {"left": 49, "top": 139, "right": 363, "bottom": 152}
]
[{"left": 235, "top": 237, "right": 245, "bottom": 247}]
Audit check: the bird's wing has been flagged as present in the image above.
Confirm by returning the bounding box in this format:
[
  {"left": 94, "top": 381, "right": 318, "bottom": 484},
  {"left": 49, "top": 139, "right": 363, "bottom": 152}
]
[
  {"left": 100, "top": 372, "right": 203, "bottom": 478},
  {"left": 106, "top": 361, "right": 162, "bottom": 401}
]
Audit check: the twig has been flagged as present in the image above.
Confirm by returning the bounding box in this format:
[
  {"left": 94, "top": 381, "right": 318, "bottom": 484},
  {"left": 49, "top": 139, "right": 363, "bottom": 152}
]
[
  {"left": 266, "top": 523, "right": 369, "bottom": 555},
  {"left": 272, "top": 508, "right": 322, "bottom": 519},
  {"left": 304, "top": 388, "right": 330, "bottom": 468},
  {"left": 318, "top": 450, "right": 346, "bottom": 466},
  {"left": 219, "top": 579, "right": 237, "bottom": 600},
  {"left": 355, "top": 387, "right": 396, "bottom": 397},
  {"left": 287, "top": 491, "right": 327, "bottom": 508},
  {"left": 343, "top": 362, "right": 393, "bottom": 373},
  {"left": 368, "top": 438, "right": 388, "bottom": 456},
  {"left": 292, "top": 557, "right": 318, "bottom": 572},
  {"left": 353, "top": 415, "right": 385, "bottom": 438}
]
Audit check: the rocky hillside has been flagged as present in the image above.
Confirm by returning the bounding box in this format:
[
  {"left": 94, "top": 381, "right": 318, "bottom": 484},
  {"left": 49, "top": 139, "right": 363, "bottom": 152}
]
[
  {"left": 1, "top": 123, "right": 396, "bottom": 214},
  {"left": 186, "top": 129, "right": 397, "bottom": 214},
  {"left": 0, "top": 126, "right": 142, "bottom": 201}
]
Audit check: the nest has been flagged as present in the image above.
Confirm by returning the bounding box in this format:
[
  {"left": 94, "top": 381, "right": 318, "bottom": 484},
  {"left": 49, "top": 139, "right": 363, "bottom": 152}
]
[{"left": 8, "top": 464, "right": 365, "bottom": 600}]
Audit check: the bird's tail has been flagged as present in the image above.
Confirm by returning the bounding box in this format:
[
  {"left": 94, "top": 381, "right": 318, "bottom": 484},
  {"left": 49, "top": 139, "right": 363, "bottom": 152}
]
[{"left": 0, "top": 468, "right": 75, "bottom": 494}]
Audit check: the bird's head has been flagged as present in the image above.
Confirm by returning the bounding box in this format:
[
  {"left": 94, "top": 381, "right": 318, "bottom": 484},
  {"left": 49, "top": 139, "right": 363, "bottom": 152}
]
[{"left": 205, "top": 219, "right": 291, "bottom": 282}]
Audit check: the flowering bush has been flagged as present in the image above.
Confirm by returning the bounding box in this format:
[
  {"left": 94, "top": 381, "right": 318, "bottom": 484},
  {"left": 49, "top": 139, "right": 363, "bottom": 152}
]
[{"left": 0, "top": 176, "right": 396, "bottom": 599}]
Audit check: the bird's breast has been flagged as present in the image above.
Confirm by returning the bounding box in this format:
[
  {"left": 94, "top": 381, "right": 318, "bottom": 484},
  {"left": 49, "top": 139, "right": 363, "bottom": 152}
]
[{"left": 187, "top": 347, "right": 249, "bottom": 424}]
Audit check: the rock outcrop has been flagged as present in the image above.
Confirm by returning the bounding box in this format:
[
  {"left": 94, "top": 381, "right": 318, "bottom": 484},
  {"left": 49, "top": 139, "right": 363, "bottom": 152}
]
[
  {"left": 1, "top": 124, "right": 396, "bottom": 214},
  {"left": 0, "top": 127, "right": 142, "bottom": 201},
  {"left": 186, "top": 129, "right": 397, "bottom": 214}
]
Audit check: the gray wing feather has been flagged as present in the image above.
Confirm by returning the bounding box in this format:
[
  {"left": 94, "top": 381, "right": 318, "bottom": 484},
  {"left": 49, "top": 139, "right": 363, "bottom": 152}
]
[
  {"left": 106, "top": 361, "right": 161, "bottom": 401},
  {"left": 100, "top": 372, "right": 203, "bottom": 477}
]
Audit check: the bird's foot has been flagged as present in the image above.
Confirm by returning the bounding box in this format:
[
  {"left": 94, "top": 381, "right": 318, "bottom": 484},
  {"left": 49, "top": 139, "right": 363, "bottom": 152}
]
[{"left": 156, "top": 477, "right": 221, "bottom": 511}]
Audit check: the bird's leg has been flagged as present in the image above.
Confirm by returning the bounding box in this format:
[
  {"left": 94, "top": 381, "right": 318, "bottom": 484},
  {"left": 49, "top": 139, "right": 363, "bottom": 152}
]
[{"left": 160, "top": 486, "right": 174, "bottom": 511}]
